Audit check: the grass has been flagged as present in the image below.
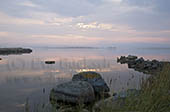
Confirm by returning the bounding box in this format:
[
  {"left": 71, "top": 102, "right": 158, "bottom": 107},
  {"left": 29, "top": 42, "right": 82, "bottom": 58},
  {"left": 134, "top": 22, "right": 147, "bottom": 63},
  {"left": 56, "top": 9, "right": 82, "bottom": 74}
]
[{"left": 99, "top": 64, "right": 170, "bottom": 112}]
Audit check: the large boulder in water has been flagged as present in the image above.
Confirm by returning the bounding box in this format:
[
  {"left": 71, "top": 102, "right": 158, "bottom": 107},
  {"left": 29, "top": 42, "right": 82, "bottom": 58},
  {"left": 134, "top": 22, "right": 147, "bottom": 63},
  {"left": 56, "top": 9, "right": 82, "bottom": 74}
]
[
  {"left": 50, "top": 81, "right": 95, "bottom": 104},
  {"left": 72, "top": 72, "right": 110, "bottom": 95}
]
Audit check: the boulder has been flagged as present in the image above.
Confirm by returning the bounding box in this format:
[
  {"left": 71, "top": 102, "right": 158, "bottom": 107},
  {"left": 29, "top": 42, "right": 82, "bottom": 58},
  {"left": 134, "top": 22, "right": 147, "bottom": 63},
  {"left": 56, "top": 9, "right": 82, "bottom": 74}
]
[
  {"left": 0, "top": 48, "right": 32, "bottom": 55},
  {"left": 117, "top": 55, "right": 138, "bottom": 64},
  {"left": 50, "top": 81, "right": 95, "bottom": 104},
  {"left": 72, "top": 72, "right": 110, "bottom": 95},
  {"left": 117, "top": 56, "right": 127, "bottom": 64},
  {"left": 136, "top": 57, "right": 144, "bottom": 63},
  {"left": 0, "top": 58, "right": 2, "bottom": 60},
  {"left": 127, "top": 55, "right": 137, "bottom": 60},
  {"left": 45, "top": 61, "right": 55, "bottom": 64}
]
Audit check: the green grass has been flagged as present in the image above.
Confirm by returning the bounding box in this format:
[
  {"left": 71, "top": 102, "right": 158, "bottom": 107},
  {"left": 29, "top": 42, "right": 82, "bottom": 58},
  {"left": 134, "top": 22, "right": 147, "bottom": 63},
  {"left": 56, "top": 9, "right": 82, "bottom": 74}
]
[{"left": 99, "top": 64, "right": 170, "bottom": 112}]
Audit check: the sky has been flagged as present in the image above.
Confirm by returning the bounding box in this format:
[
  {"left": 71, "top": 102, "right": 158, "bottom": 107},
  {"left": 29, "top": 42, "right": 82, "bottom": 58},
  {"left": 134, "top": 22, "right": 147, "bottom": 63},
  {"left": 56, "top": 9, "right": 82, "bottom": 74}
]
[{"left": 0, "top": 0, "right": 170, "bottom": 48}]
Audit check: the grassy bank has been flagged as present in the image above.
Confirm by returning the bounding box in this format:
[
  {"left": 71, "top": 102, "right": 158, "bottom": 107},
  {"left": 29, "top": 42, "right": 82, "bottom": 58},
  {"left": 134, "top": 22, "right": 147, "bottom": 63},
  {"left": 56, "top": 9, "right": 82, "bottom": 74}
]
[{"left": 100, "top": 64, "right": 170, "bottom": 112}]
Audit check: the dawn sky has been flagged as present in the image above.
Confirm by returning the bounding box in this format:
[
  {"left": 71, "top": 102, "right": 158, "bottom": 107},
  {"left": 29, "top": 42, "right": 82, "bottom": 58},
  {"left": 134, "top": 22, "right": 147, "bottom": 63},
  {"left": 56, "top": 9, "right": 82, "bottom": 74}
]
[{"left": 0, "top": 0, "right": 170, "bottom": 47}]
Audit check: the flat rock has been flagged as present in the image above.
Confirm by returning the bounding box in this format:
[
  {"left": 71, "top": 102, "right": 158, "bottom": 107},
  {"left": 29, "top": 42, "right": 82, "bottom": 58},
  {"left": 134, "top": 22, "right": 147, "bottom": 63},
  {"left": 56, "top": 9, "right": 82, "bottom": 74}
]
[
  {"left": 0, "top": 48, "right": 32, "bottom": 55},
  {"left": 50, "top": 81, "right": 95, "bottom": 104},
  {"left": 72, "top": 72, "right": 110, "bottom": 95},
  {"left": 45, "top": 61, "right": 55, "bottom": 64}
]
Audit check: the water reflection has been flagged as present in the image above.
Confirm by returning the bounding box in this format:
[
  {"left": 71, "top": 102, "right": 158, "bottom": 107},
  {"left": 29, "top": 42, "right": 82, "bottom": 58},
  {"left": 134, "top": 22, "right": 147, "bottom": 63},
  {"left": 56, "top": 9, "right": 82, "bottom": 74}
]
[{"left": 0, "top": 48, "right": 170, "bottom": 112}]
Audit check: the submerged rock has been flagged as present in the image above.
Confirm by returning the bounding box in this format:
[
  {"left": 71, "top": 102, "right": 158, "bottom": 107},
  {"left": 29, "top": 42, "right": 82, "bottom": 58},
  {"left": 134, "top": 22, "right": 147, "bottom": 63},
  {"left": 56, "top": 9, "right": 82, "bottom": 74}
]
[
  {"left": 113, "top": 89, "right": 141, "bottom": 99},
  {"left": 45, "top": 61, "right": 55, "bottom": 64},
  {"left": 50, "top": 81, "right": 95, "bottom": 104},
  {"left": 72, "top": 72, "right": 110, "bottom": 95}
]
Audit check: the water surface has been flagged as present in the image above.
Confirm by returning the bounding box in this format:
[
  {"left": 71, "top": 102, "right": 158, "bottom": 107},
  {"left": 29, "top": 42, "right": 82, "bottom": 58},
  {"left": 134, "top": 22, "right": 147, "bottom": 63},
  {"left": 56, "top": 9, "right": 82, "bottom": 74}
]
[{"left": 0, "top": 48, "right": 170, "bottom": 112}]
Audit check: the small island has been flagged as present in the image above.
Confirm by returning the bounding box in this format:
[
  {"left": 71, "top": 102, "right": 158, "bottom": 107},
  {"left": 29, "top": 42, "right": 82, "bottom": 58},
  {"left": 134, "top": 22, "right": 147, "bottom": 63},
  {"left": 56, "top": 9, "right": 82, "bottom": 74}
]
[{"left": 0, "top": 48, "right": 32, "bottom": 55}]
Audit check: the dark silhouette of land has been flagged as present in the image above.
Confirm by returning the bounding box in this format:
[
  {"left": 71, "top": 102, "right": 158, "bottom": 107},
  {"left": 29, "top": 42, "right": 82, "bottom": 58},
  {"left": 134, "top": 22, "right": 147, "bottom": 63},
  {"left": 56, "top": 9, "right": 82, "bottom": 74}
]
[{"left": 0, "top": 48, "right": 32, "bottom": 55}]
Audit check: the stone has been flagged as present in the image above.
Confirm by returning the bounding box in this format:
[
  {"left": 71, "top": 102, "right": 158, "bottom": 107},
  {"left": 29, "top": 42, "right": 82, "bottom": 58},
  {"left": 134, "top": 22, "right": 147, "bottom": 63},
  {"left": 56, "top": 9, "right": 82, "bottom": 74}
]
[
  {"left": 117, "top": 55, "right": 170, "bottom": 75},
  {"left": 57, "top": 107, "right": 90, "bottom": 112},
  {"left": 117, "top": 56, "right": 127, "bottom": 64},
  {"left": 113, "top": 89, "right": 141, "bottom": 99},
  {"left": 136, "top": 57, "right": 144, "bottom": 63},
  {"left": 45, "top": 61, "right": 55, "bottom": 64},
  {"left": 0, "top": 48, "right": 32, "bottom": 55},
  {"left": 72, "top": 72, "right": 110, "bottom": 95},
  {"left": 0, "top": 58, "right": 2, "bottom": 60},
  {"left": 127, "top": 55, "right": 138, "bottom": 60},
  {"left": 50, "top": 81, "right": 95, "bottom": 104}
]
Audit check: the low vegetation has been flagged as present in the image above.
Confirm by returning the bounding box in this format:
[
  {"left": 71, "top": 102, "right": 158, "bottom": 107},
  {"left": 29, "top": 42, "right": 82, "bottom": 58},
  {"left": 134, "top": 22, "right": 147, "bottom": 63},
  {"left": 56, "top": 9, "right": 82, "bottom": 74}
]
[{"left": 100, "top": 64, "right": 170, "bottom": 112}]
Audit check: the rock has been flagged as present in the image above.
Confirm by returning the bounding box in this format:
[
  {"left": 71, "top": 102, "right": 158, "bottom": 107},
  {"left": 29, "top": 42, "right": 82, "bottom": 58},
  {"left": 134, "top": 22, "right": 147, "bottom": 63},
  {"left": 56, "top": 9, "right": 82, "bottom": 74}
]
[
  {"left": 136, "top": 57, "right": 144, "bottom": 63},
  {"left": 45, "top": 61, "right": 55, "bottom": 64},
  {"left": 117, "top": 56, "right": 127, "bottom": 64},
  {"left": 0, "top": 58, "right": 2, "bottom": 60},
  {"left": 57, "top": 107, "right": 90, "bottom": 112},
  {"left": 117, "top": 55, "right": 137, "bottom": 64},
  {"left": 0, "top": 48, "right": 32, "bottom": 55},
  {"left": 50, "top": 81, "right": 95, "bottom": 104},
  {"left": 113, "top": 89, "right": 141, "bottom": 99},
  {"left": 72, "top": 72, "right": 110, "bottom": 95},
  {"left": 93, "top": 89, "right": 140, "bottom": 112},
  {"left": 117, "top": 55, "right": 170, "bottom": 75},
  {"left": 127, "top": 55, "right": 138, "bottom": 60}
]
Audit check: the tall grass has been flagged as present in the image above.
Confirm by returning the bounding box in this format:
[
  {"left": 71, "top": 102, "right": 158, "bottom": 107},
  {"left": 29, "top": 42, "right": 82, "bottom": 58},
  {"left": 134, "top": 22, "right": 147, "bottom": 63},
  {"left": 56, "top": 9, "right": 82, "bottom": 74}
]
[{"left": 99, "top": 64, "right": 170, "bottom": 112}]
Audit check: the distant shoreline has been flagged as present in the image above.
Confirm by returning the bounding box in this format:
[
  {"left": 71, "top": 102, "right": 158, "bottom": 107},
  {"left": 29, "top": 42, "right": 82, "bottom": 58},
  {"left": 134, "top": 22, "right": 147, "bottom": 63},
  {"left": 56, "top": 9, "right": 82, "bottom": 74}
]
[{"left": 35, "top": 46, "right": 117, "bottom": 49}]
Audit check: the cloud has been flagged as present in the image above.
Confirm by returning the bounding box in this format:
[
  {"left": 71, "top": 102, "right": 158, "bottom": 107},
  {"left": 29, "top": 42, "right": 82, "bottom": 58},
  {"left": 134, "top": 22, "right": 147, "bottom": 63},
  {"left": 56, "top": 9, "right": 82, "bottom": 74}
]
[
  {"left": 18, "top": 1, "right": 40, "bottom": 8},
  {"left": 0, "top": 12, "right": 45, "bottom": 25},
  {"left": 0, "top": 0, "right": 170, "bottom": 47},
  {"left": 0, "top": 32, "right": 9, "bottom": 37},
  {"left": 76, "top": 22, "right": 135, "bottom": 33}
]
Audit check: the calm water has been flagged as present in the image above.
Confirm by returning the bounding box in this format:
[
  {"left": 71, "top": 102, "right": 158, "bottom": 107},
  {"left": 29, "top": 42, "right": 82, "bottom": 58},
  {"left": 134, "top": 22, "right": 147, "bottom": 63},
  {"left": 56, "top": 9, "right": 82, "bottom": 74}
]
[{"left": 0, "top": 48, "right": 170, "bottom": 112}]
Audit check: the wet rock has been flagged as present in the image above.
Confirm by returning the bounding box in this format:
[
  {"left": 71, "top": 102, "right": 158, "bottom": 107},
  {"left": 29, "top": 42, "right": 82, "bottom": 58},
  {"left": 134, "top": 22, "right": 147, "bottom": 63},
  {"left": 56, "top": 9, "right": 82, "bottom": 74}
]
[
  {"left": 136, "top": 57, "right": 144, "bottom": 63},
  {"left": 0, "top": 58, "right": 2, "bottom": 60},
  {"left": 127, "top": 55, "right": 137, "bottom": 60},
  {"left": 57, "top": 107, "right": 90, "bottom": 112},
  {"left": 117, "top": 55, "right": 170, "bottom": 75},
  {"left": 113, "top": 89, "right": 141, "bottom": 99},
  {"left": 72, "top": 72, "right": 110, "bottom": 95},
  {"left": 45, "top": 61, "right": 55, "bottom": 64},
  {"left": 50, "top": 81, "right": 95, "bottom": 104},
  {"left": 117, "top": 56, "right": 127, "bottom": 64},
  {"left": 0, "top": 48, "right": 32, "bottom": 55}
]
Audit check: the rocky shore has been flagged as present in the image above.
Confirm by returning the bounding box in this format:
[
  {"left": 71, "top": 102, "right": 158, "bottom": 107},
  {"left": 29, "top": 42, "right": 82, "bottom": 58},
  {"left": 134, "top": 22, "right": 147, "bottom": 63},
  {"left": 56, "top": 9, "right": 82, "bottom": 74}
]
[
  {"left": 117, "top": 55, "right": 170, "bottom": 75},
  {"left": 50, "top": 72, "right": 110, "bottom": 111},
  {"left": 0, "top": 48, "right": 32, "bottom": 55},
  {"left": 48, "top": 56, "right": 170, "bottom": 112}
]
